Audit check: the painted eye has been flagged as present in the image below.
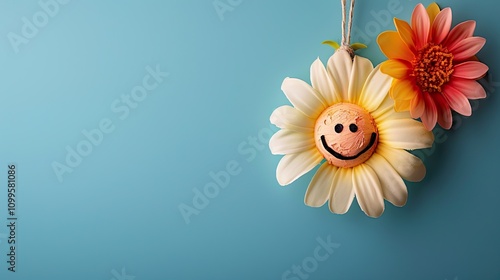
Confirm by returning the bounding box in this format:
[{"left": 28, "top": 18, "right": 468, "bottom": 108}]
[
  {"left": 349, "top": 124, "right": 358, "bottom": 133},
  {"left": 334, "top": 124, "right": 343, "bottom": 133}
]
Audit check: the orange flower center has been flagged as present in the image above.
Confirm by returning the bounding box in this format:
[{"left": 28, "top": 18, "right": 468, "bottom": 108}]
[{"left": 411, "top": 43, "right": 454, "bottom": 93}]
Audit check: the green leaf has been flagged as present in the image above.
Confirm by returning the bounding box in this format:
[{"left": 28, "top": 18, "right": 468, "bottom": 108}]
[
  {"left": 322, "top": 40, "right": 340, "bottom": 50},
  {"left": 351, "top": 43, "right": 367, "bottom": 50}
]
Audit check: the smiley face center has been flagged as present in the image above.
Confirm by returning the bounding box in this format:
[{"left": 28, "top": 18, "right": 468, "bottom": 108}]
[{"left": 314, "top": 103, "right": 378, "bottom": 168}]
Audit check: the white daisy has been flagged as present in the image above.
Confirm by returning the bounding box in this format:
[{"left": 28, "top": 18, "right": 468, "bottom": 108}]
[{"left": 269, "top": 50, "right": 434, "bottom": 218}]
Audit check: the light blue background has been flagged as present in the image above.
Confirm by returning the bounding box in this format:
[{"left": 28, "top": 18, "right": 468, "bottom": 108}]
[{"left": 0, "top": 0, "right": 498, "bottom": 279}]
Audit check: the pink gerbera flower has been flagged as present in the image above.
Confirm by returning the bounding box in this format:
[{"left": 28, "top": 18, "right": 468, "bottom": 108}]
[{"left": 377, "top": 2, "right": 489, "bottom": 130}]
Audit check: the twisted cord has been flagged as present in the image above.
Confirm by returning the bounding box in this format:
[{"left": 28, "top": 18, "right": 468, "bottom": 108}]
[{"left": 339, "top": 0, "right": 356, "bottom": 58}]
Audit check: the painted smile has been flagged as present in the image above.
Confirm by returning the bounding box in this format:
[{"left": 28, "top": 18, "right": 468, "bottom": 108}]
[{"left": 320, "top": 133, "right": 377, "bottom": 160}]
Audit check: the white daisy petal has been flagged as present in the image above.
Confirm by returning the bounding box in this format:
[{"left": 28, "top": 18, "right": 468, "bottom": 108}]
[
  {"left": 359, "top": 65, "right": 393, "bottom": 112},
  {"left": 377, "top": 143, "right": 426, "bottom": 182},
  {"left": 348, "top": 56, "right": 374, "bottom": 103},
  {"left": 276, "top": 148, "right": 323, "bottom": 186},
  {"left": 304, "top": 162, "right": 337, "bottom": 207},
  {"left": 281, "top": 78, "right": 327, "bottom": 118},
  {"left": 329, "top": 167, "right": 355, "bottom": 214},
  {"left": 365, "top": 153, "right": 408, "bottom": 207},
  {"left": 327, "top": 50, "right": 352, "bottom": 102},
  {"left": 371, "top": 95, "right": 411, "bottom": 123},
  {"left": 269, "top": 129, "right": 315, "bottom": 155},
  {"left": 378, "top": 119, "right": 434, "bottom": 150},
  {"left": 311, "top": 58, "right": 337, "bottom": 105},
  {"left": 270, "top": 105, "right": 314, "bottom": 133},
  {"left": 353, "top": 164, "right": 385, "bottom": 218}
]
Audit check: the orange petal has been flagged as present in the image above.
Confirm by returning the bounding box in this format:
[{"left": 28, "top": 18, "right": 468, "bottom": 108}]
[
  {"left": 431, "top": 7, "right": 452, "bottom": 44},
  {"left": 421, "top": 93, "right": 438, "bottom": 130},
  {"left": 442, "top": 86, "right": 472, "bottom": 116},
  {"left": 394, "top": 18, "right": 415, "bottom": 52},
  {"left": 394, "top": 98, "right": 411, "bottom": 112},
  {"left": 377, "top": 31, "right": 414, "bottom": 62},
  {"left": 444, "top": 20, "right": 476, "bottom": 49},
  {"left": 380, "top": 59, "right": 412, "bottom": 79},
  {"left": 432, "top": 93, "right": 453, "bottom": 129},
  {"left": 453, "top": 61, "right": 489, "bottom": 80},
  {"left": 448, "top": 77, "right": 486, "bottom": 100},
  {"left": 449, "top": 37, "right": 486, "bottom": 61},
  {"left": 412, "top": 4, "right": 430, "bottom": 50},
  {"left": 426, "top": 2, "right": 441, "bottom": 27},
  {"left": 410, "top": 91, "right": 425, "bottom": 118},
  {"left": 391, "top": 79, "right": 417, "bottom": 101}
]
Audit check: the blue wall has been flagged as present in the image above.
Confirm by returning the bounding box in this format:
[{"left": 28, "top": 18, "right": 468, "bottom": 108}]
[{"left": 0, "top": 0, "right": 498, "bottom": 279}]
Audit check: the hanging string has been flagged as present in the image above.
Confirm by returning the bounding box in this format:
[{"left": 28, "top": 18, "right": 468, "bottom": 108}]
[
  {"left": 340, "top": 0, "right": 356, "bottom": 58},
  {"left": 347, "top": 0, "right": 355, "bottom": 46},
  {"left": 341, "top": 0, "right": 347, "bottom": 46}
]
